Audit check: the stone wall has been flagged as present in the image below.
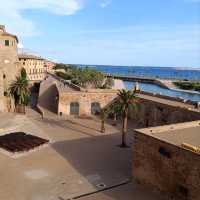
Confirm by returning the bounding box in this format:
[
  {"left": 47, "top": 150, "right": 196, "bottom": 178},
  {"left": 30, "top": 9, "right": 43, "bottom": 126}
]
[
  {"left": 0, "top": 26, "right": 19, "bottom": 112},
  {"left": 0, "top": 71, "right": 4, "bottom": 111},
  {"left": 38, "top": 74, "right": 118, "bottom": 115},
  {"left": 129, "top": 98, "right": 200, "bottom": 128},
  {"left": 38, "top": 75, "right": 59, "bottom": 113},
  {"left": 39, "top": 74, "right": 200, "bottom": 124},
  {"left": 59, "top": 91, "right": 117, "bottom": 116},
  {"left": 132, "top": 130, "right": 200, "bottom": 200}
]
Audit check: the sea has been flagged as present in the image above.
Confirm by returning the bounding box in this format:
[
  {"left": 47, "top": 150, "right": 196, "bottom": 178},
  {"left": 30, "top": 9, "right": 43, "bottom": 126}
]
[
  {"left": 81, "top": 65, "right": 200, "bottom": 102},
  {"left": 87, "top": 65, "right": 200, "bottom": 81}
]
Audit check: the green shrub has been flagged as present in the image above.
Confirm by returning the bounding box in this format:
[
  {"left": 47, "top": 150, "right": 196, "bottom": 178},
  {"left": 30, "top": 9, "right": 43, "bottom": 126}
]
[
  {"left": 55, "top": 64, "right": 104, "bottom": 88},
  {"left": 174, "top": 81, "right": 200, "bottom": 92}
]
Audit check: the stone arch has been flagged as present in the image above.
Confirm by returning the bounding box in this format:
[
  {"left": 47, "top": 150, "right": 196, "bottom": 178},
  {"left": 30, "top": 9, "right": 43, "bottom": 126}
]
[{"left": 39, "top": 84, "right": 59, "bottom": 113}]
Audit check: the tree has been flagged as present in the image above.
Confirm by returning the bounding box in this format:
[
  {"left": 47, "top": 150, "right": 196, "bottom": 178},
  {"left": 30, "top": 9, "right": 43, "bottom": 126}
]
[
  {"left": 112, "top": 89, "right": 138, "bottom": 147},
  {"left": 100, "top": 109, "right": 106, "bottom": 133},
  {"left": 21, "top": 67, "right": 27, "bottom": 79},
  {"left": 9, "top": 68, "right": 30, "bottom": 113},
  {"left": 55, "top": 65, "right": 105, "bottom": 89},
  {"left": 100, "top": 103, "right": 114, "bottom": 133}
]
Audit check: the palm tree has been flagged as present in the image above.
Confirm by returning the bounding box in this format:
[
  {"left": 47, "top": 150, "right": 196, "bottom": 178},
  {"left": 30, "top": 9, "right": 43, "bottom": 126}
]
[
  {"left": 9, "top": 68, "right": 29, "bottom": 113},
  {"left": 100, "top": 107, "right": 111, "bottom": 133},
  {"left": 112, "top": 89, "right": 138, "bottom": 147}
]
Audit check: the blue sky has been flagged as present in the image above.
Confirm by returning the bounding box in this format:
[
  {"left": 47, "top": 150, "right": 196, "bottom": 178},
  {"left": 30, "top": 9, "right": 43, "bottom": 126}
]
[{"left": 1, "top": 0, "right": 200, "bottom": 67}]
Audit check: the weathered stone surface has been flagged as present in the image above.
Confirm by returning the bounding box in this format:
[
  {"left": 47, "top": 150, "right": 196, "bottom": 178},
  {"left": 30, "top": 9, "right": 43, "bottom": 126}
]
[
  {"left": 0, "top": 25, "right": 19, "bottom": 112},
  {"left": 129, "top": 98, "right": 200, "bottom": 128},
  {"left": 133, "top": 123, "right": 200, "bottom": 200}
]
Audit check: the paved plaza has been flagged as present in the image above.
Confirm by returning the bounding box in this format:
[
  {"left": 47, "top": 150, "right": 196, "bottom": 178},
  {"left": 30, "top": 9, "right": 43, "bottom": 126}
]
[{"left": 0, "top": 109, "right": 166, "bottom": 200}]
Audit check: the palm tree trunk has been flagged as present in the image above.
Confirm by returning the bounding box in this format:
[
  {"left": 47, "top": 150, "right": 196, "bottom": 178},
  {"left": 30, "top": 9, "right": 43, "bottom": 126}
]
[
  {"left": 15, "top": 104, "right": 25, "bottom": 114},
  {"left": 121, "top": 110, "right": 128, "bottom": 147},
  {"left": 101, "top": 118, "right": 105, "bottom": 133},
  {"left": 113, "top": 113, "right": 117, "bottom": 126},
  {"left": 100, "top": 110, "right": 106, "bottom": 133}
]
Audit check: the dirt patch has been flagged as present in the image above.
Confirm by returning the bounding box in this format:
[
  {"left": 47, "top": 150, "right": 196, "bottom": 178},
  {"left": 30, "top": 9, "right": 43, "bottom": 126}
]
[{"left": 0, "top": 132, "right": 49, "bottom": 153}]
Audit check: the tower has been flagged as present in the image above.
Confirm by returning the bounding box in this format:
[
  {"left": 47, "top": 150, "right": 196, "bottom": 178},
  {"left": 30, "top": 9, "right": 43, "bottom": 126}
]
[{"left": 0, "top": 25, "right": 19, "bottom": 112}]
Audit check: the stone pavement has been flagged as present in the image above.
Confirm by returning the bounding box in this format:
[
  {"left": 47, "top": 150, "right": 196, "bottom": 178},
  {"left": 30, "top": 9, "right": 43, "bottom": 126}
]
[
  {"left": 78, "top": 182, "right": 166, "bottom": 200},
  {"left": 0, "top": 109, "right": 166, "bottom": 200}
]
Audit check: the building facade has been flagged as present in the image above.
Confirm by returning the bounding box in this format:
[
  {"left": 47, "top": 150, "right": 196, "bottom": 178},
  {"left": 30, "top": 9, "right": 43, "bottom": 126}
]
[
  {"left": 38, "top": 74, "right": 117, "bottom": 115},
  {"left": 0, "top": 25, "right": 19, "bottom": 112},
  {"left": 44, "top": 60, "right": 55, "bottom": 72},
  {"left": 18, "top": 54, "right": 46, "bottom": 83}
]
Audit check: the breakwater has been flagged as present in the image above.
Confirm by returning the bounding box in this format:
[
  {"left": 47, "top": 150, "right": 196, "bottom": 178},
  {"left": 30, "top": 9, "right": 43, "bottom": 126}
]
[{"left": 105, "top": 74, "right": 168, "bottom": 89}]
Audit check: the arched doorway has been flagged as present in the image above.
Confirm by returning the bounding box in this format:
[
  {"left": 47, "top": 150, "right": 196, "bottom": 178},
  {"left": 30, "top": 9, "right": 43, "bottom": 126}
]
[
  {"left": 91, "top": 102, "right": 101, "bottom": 115},
  {"left": 70, "top": 102, "right": 79, "bottom": 115}
]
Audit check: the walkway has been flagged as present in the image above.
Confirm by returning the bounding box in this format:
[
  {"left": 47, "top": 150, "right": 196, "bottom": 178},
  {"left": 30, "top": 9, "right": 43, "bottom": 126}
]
[
  {"left": 78, "top": 182, "right": 166, "bottom": 200},
  {"left": 138, "top": 93, "right": 198, "bottom": 110},
  {"left": 158, "top": 79, "right": 200, "bottom": 95}
]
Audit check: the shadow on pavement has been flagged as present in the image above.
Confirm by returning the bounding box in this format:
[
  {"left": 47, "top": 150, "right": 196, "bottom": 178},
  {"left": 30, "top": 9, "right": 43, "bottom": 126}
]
[{"left": 51, "top": 133, "right": 133, "bottom": 190}]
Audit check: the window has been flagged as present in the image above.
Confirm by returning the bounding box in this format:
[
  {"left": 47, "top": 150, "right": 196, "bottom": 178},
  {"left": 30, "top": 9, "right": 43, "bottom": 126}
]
[
  {"left": 70, "top": 102, "right": 79, "bottom": 115},
  {"left": 5, "top": 40, "right": 9, "bottom": 46},
  {"left": 91, "top": 102, "right": 101, "bottom": 115}
]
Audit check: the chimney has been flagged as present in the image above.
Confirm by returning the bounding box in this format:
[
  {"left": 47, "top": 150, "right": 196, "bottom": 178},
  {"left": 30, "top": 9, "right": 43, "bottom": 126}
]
[{"left": 0, "top": 25, "right": 5, "bottom": 32}]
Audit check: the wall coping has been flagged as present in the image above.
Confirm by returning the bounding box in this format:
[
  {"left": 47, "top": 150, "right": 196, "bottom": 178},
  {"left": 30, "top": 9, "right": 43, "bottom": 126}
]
[{"left": 134, "top": 120, "right": 200, "bottom": 154}]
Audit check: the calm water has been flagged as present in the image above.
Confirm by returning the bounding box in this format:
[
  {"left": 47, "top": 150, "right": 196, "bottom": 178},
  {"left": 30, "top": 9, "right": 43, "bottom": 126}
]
[
  {"left": 89, "top": 65, "right": 200, "bottom": 81},
  {"left": 125, "top": 81, "right": 200, "bottom": 102},
  {"left": 80, "top": 65, "right": 200, "bottom": 102}
]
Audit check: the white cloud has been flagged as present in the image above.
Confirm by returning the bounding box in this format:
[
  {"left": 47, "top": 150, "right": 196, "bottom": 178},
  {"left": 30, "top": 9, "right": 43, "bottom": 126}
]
[
  {"left": 0, "top": 0, "right": 84, "bottom": 37},
  {"left": 100, "top": 0, "right": 112, "bottom": 8},
  {"left": 17, "top": 43, "right": 24, "bottom": 49}
]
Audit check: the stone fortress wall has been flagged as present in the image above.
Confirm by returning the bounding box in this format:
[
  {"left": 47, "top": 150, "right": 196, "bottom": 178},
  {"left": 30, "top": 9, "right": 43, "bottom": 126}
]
[
  {"left": 39, "top": 74, "right": 200, "bottom": 125},
  {"left": 133, "top": 121, "right": 200, "bottom": 200},
  {"left": 129, "top": 98, "right": 200, "bottom": 129},
  {"left": 38, "top": 74, "right": 117, "bottom": 115}
]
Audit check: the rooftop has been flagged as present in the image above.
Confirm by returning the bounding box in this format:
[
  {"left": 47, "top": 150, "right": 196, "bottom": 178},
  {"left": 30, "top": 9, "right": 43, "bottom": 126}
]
[
  {"left": 135, "top": 120, "right": 200, "bottom": 151},
  {"left": 0, "top": 25, "right": 18, "bottom": 43},
  {"left": 18, "top": 54, "right": 44, "bottom": 60}
]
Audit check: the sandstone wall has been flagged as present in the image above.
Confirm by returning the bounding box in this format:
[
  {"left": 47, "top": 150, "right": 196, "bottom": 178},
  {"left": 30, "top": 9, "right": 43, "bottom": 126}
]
[
  {"left": 59, "top": 92, "right": 117, "bottom": 116},
  {"left": 0, "top": 70, "right": 4, "bottom": 112},
  {"left": 132, "top": 131, "right": 200, "bottom": 200},
  {"left": 129, "top": 98, "right": 200, "bottom": 128},
  {"left": 38, "top": 75, "right": 59, "bottom": 113},
  {"left": 0, "top": 31, "right": 19, "bottom": 112}
]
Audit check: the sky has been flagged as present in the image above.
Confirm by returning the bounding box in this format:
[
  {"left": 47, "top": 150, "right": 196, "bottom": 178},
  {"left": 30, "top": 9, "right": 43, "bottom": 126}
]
[{"left": 0, "top": 0, "right": 200, "bottom": 67}]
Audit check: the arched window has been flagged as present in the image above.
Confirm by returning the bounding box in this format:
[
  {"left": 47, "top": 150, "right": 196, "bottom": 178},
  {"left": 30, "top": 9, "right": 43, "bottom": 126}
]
[
  {"left": 91, "top": 102, "right": 101, "bottom": 115},
  {"left": 70, "top": 102, "right": 79, "bottom": 115}
]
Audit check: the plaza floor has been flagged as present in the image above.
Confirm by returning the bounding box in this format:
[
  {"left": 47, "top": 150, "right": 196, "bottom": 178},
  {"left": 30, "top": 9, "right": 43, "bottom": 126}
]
[{"left": 0, "top": 109, "right": 166, "bottom": 200}]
